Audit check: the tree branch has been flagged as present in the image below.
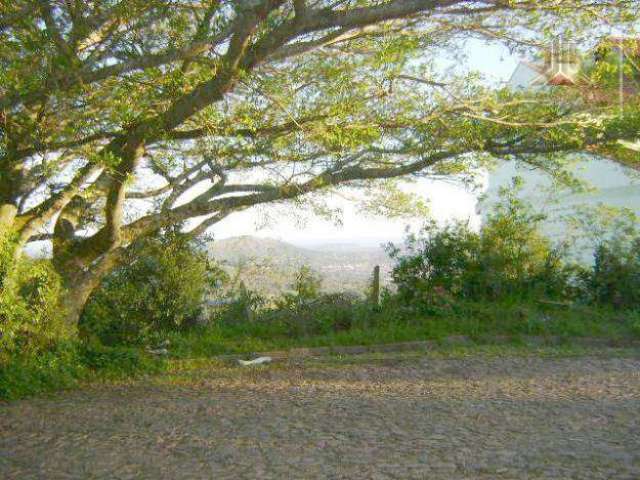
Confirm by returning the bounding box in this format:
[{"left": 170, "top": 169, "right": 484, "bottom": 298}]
[
  {"left": 17, "top": 162, "right": 104, "bottom": 244},
  {"left": 38, "top": 0, "right": 76, "bottom": 60}
]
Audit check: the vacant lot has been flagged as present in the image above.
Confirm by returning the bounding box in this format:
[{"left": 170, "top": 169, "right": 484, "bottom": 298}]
[{"left": 1, "top": 350, "right": 639, "bottom": 479}]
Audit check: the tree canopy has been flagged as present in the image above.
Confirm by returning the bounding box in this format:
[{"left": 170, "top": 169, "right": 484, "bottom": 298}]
[{"left": 1, "top": 0, "right": 639, "bottom": 324}]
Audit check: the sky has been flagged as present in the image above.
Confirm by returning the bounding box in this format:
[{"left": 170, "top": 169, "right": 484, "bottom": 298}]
[{"left": 209, "top": 40, "right": 519, "bottom": 247}]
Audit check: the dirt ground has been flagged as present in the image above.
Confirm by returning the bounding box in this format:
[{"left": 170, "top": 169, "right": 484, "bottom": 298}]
[{"left": 1, "top": 350, "right": 639, "bottom": 479}]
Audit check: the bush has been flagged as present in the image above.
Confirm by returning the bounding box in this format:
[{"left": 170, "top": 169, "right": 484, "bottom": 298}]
[
  {"left": 268, "top": 291, "right": 367, "bottom": 337},
  {"left": 0, "top": 342, "right": 164, "bottom": 400},
  {"left": 214, "top": 266, "right": 370, "bottom": 338},
  {"left": 389, "top": 179, "right": 573, "bottom": 306},
  {"left": 0, "top": 343, "right": 87, "bottom": 399},
  {"left": 0, "top": 235, "right": 70, "bottom": 360},
  {"left": 275, "top": 265, "right": 323, "bottom": 310},
  {"left": 585, "top": 237, "right": 640, "bottom": 309},
  {"left": 77, "top": 343, "right": 164, "bottom": 376},
  {"left": 218, "top": 282, "right": 266, "bottom": 325},
  {"left": 266, "top": 266, "right": 361, "bottom": 336},
  {"left": 81, "top": 230, "right": 225, "bottom": 346},
  {"left": 388, "top": 221, "right": 481, "bottom": 304}
]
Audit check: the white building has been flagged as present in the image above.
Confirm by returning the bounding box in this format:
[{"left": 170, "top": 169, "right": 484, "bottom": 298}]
[{"left": 479, "top": 41, "right": 640, "bottom": 263}]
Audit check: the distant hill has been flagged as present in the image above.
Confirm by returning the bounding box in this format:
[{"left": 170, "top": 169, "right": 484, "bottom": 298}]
[{"left": 208, "top": 236, "right": 393, "bottom": 296}]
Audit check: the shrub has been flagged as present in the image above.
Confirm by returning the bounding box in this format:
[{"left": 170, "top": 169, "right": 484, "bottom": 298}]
[
  {"left": 78, "top": 343, "right": 164, "bottom": 377},
  {"left": 276, "top": 265, "right": 323, "bottom": 309},
  {"left": 81, "top": 230, "right": 225, "bottom": 345},
  {"left": 0, "top": 341, "right": 164, "bottom": 400},
  {"left": 389, "top": 179, "right": 573, "bottom": 306},
  {"left": 586, "top": 237, "right": 640, "bottom": 309},
  {"left": 269, "top": 266, "right": 337, "bottom": 336},
  {"left": 217, "top": 265, "right": 370, "bottom": 338},
  {"left": 0, "top": 235, "right": 69, "bottom": 360},
  {"left": 218, "top": 282, "right": 266, "bottom": 325},
  {"left": 479, "top": 189, "right": 573, "bottom": 300},
  {"left": 313, "top": 292, "right": 365, "bottom": 332},
  {"left": 0, "top": 342, "right": 87, "bottom": 399},
  {"left": 268, "top": 291, "right": 367, "bottom": 337},
  {"left": 388, "top": 221, "right": 481, "bottom": 304}
]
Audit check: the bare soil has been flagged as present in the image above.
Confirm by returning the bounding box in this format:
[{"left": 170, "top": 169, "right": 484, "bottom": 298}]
[{"left": 1, "top": 351, "right": 639, "bottom": 479}]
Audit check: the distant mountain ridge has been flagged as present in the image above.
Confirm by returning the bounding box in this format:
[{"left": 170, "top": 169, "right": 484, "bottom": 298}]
[{"left": 208, "top": 236, "right": 392, "bottom": 296}]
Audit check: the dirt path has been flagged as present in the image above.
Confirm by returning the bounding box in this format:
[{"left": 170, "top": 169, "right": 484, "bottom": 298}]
[{"left": 2, "top": 351, "right": 640, "bottom": 479}]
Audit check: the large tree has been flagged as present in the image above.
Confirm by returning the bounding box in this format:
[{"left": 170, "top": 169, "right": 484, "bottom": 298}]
[{"left": 1, "top": 0, "right": 638, "bottom": 325}]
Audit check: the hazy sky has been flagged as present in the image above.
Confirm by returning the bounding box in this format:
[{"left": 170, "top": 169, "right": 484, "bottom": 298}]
[{"left": 210, "top": 40, "right": 519, "bottom": 246}]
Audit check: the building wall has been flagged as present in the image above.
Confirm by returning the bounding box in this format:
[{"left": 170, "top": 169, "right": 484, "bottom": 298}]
[{"left": 508, "top": 63, "right": 540, "bottom": 90}]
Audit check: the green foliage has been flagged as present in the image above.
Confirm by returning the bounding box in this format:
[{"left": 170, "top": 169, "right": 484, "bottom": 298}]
[
  {"left": 212, "top": 265, "right": 371, "bottom": 339},
  {"left": 585, "top": 39, "right": 640, "bottom": 91},
  {"left": 0, "top": 235, "right": 70, "bottom": 360},
  {"left": 565, "top": 205, "right": 640, "bottom": 308},
  {"left": 268, "top": 292, "right": 370, "bottom": 338},
  {"left": 268, "top": 266, "right": 369, "bottom": 337},
  {"left": 585, "top": 238, "right": 640, "bottom": 309},
  {"left": 166, "top": 296, "right": 640, "bottom": 361},
  {"left": 276, "top": 265, "right": 323, "bottom": 309},
  {"left": 389, "top": 179, "right": 573, "bottom": 306},
  {"left": 293, "top": 265, "right": 323, "bottom": 302},
  {"left": 77, "top": 343, "right": 164, "bottom": 377},
  {"left": 359, "top": 180, "right": 431, "bottom": 219},
  {"left": 0, "top": 232, "right": 168, "bottom": 400},
  {"left": 219, "top": 282, "right": 266, "bottom": 326},
  {"left": 0, "top": 343, "right": 87, "bottom": 400},
  {"left": 81, "top": 231, "right": 225, "bottom": 346},
  {"left": 0, "top": 342, "right": 164, "bottom": 400}
]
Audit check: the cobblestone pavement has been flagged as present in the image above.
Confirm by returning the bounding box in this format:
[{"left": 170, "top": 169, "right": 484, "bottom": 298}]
[{"left": 1, "top": 352, "right": 639, "bottom": 479}]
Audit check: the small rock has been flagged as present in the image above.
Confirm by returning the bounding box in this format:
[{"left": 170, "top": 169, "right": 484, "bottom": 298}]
[
  {"left": 147, "top": 348, "right": 169, "bottom": 356},
  {"left": 238, "top": 356, "right": 272, "bottom": 366}
]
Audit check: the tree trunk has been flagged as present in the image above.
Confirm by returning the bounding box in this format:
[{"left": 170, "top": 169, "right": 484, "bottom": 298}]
[
  {"left": 60, "top": 274, "right": 102, "bottom": 328},
  {"left": 57, "top": 248, "right": 125, "bottom": 327},
  {"left": 0, "top": 204, "right": 23, "bottom": 266},
  {"left": 0, "top": 203, "right": 17, "bottom": 235}
]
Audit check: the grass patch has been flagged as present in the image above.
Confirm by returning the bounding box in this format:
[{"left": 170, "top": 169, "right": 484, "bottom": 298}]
[
  {"left": 166, "top": 301, "right": 640, "bottom": 358},
  {"left": 320, "top": 345, "right": 640, "bottom": 365},
  {"left": 3, "top": 301, "right": 638, "bottom": 400},
  {"left": 0, "top": 343, "right": 165, "bottom": 401}
]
